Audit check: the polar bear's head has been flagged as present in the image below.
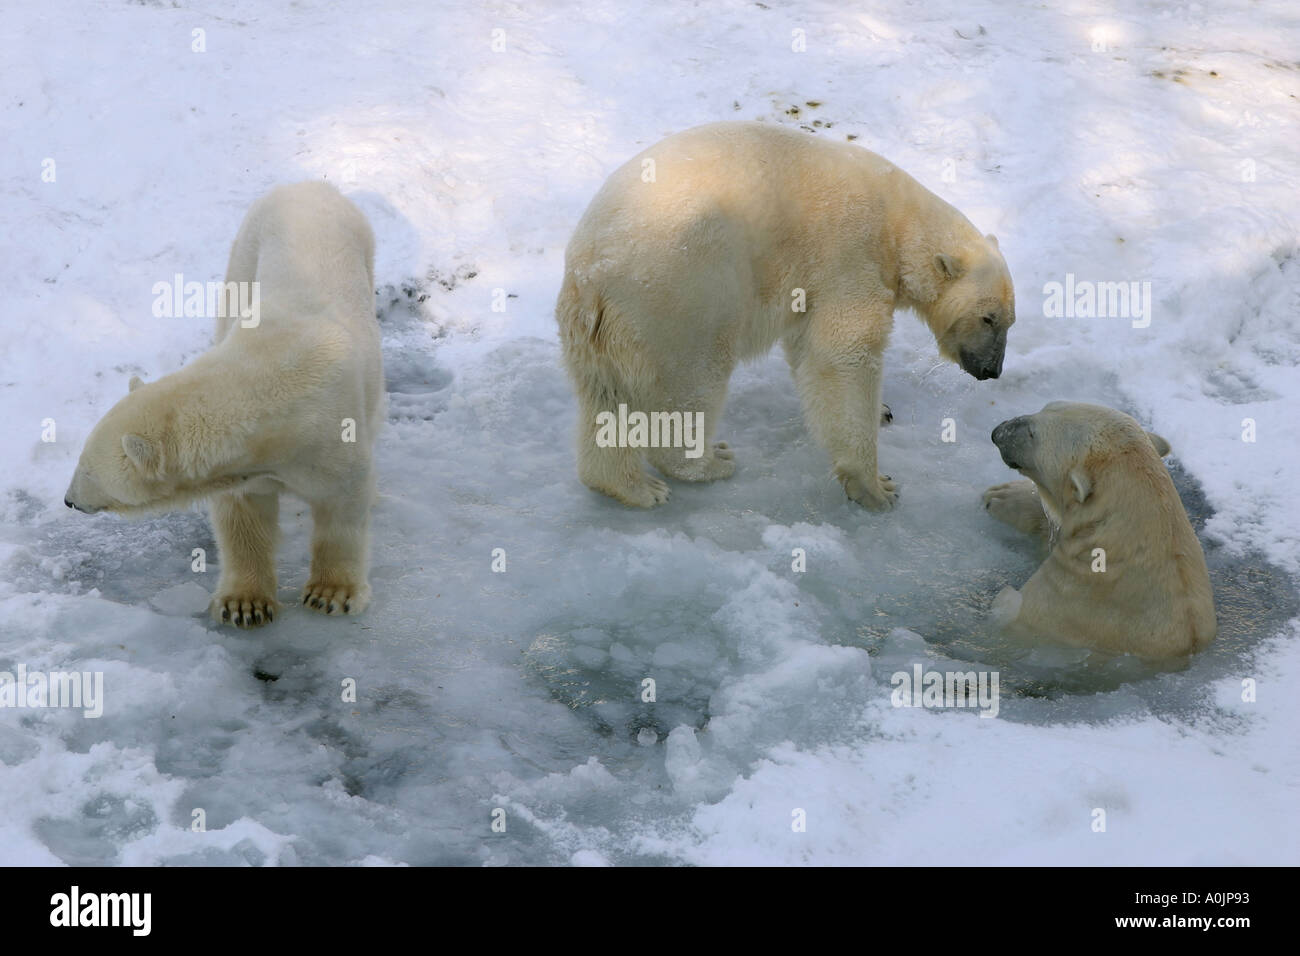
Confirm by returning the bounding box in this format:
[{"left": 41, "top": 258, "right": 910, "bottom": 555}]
[
  {"left": 991, "top": 401, "right": 1171, "bottom": 523},
  {"left": 926, "top": 235, "right": 1015, "bottom": 381},
  {"left": 64, "top": 376, "right": 192, "bottom": 515}
]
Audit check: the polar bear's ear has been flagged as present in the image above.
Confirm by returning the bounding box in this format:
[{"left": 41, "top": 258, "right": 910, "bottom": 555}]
[
  {"left": 1068, "top": 467, "right": 1092, "bottom": 504},
  {"left": 934, "top": 253, "right": 965, "bottom": 279},
  {"left": 1145, "top": 431, "right": 1171, "bottom": 457},
  {"left": 128, "top": 375, "right": 145, "bottom": 393},
  {"left": 985, "top": 233, "right": 999, "bottom": 248},
  {"left": 122, "top": 433, "right": 161, "bottom": 477}
]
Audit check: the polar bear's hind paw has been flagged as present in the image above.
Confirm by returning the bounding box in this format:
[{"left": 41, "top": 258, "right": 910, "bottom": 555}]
[
  {"left": 586, "top": 471, "right": 671, "bottom": 508},
  {"left": 838, "top": 470, "right": 899, "bottom": 510},
  {"left": 616, "top": 474, "right": 671, "bottom": 508},
  {"left": 706, "top": 441, "right": 736, "bottom": 479}
]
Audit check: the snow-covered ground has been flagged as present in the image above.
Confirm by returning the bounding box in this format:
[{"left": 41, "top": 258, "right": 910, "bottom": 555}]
[{"left": 2, "top": 0, "right": 1297, "bottom": 865}]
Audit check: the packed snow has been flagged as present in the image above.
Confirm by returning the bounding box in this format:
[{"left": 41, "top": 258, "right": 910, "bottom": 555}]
[{"left": 1, "top": 0, "right": 1297, "bottom": 865}]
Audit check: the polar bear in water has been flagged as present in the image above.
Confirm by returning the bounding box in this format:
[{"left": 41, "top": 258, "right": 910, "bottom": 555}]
[{"left": 983, "top": 402, "right": 1215, "bottom": 659}]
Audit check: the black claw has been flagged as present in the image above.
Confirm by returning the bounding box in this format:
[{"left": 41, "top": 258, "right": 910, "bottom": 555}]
[
  {"left": 266, "top": 608, "right": 273, "bottom": 622},
  {"left": 221, "top": 606, "right": 230, "bottom": 622},
  {"left": 343, "top": 601, "right": 351, "bottom": 613}
]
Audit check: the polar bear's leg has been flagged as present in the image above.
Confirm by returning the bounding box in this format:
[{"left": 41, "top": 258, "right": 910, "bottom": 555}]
[
  {"left": 210, "top": 491, "right": 280, "bottom": 627},
  {"left": 644, "top": 361, "right": 736, "bottom": 483},
  {"left": 560, "top": 283, "right": 674, "bottom": 507},
  {"left": 786, "top": 318, "right": 897, "bottom": 510},
  {"left": 982, "top": 480, "right": 1049, "bottom": 538},
  {"left": 303, "top": 491, "right": 373, "bottom": 615},
  {"left": 573, "top": 380, "right": 671, "bottom": 509}
]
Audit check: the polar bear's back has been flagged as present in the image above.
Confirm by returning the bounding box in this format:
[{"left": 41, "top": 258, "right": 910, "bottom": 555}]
[
  {"left": 217, "top": 181, "right": 384, "bottom": 439},
  {"left": 563, "top": 123, "right": 939, "bottom": 326},
  {"left": 568, "top": 122, "right": 907, "bottom": 259},
  {"left": 561, "top": 122, "right": 933, "bottom": 364},
  {"left": 221, "top": 181, "right": 376, "bottom": 340}
]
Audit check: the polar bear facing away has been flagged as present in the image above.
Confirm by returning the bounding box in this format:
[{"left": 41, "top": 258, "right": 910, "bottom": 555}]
[
  {"left": 983, "top": 402, "right": 1215, "bottom": 659},
  {"left": 557, "top": 121, "right": 1015, "bottom": 508},
  {"left": 64, "top": 182, "right": 384, "bottom": 627}
]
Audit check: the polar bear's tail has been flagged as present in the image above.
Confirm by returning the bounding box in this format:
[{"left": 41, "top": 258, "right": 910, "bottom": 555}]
[{"left": 556, "top": 275, "right": 669, "bottom": 507}]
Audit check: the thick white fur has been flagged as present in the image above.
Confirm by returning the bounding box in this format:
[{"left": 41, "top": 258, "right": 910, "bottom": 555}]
[
  {"left": 64, "top": 182, "right": 383, "bottom": 626},
  {"left": 557, "top": 121, "right": 1015, "bottom": 508},
  {"left": 983, "top": 402, "right": 1216, "bottom": 659}
]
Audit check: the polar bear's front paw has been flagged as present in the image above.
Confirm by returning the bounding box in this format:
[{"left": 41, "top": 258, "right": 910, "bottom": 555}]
[
  {"left": 302, "top": 577, "right": 371, "bottom": 616},
  {"left": 211, "top": 590, "right": 278, "bottom": 628},
  {"left": 983, "top": 480, "right": 1048, "bottom": 536},
  {"left": 838, "top": 470, "right": 899, "bottom": 511}
]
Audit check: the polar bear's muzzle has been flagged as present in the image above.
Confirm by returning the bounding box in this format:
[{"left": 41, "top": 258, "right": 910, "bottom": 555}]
[
  {"left": 958, "top": 335, "right": 1005, "bottom": 380},
  {"left": 991, "top": 416, "right": 1033, "bottom": 471},
  {"left": 64, "top": 471, "right": 106, "bottom": 514},
  {"left": 64, "top": 493, "right": 101, "bottom": 514}
]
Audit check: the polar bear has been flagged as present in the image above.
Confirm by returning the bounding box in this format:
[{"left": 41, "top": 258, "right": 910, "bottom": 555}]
[
  {"left": 557, "top": 121, "right": 1015, "bottom": 508},
  {"left": 982, "top": 402, "right": 1216, "bottom": 659},
  {"left": 64, "top": 182, "right": 384, "bottom": 627}
]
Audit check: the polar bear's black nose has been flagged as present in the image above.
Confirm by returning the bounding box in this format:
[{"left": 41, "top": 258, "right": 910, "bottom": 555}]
[
  {"left": 65, "top": 497, "right": 74, "bottom": 509},
  {"left": 960, "top": 347, "right": 1002, "bottom": 381},
  {"left": 991, "top": 417, "right": 1024, "bottom": 446},
  {"left": 992, "top": 417, "right": 1031, "bottom": 469},
  {"left": 977, "top": 351, "right": 1004, "bottom": 380}
]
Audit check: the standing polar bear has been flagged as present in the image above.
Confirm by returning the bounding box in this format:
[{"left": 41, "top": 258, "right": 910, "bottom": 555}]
[
  {"left": 983, "top": 402, "right": 1216, "bottom": 659},
  {"left": 65, "top": 182, "right": 384, "bottom": 627},
  {"left": 557, "top": 121, "right": 1015, "bottom": 508}
]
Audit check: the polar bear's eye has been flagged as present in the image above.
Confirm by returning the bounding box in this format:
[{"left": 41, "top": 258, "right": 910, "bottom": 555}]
[{"left": 982, "top": 314, "right": 997, "bottom": 327}]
